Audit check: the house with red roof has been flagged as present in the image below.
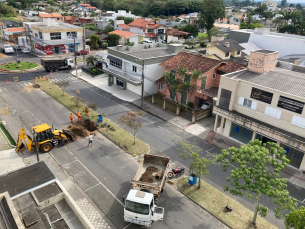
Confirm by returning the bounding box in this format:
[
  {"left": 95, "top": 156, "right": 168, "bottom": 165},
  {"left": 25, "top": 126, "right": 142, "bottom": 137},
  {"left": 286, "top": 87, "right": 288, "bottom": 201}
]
[
  {"left": 128, "top": 18, "right": 167, "bottom": 41},
  {"left": 114, "top": 20, "right": 130, "bottom": 31},
  {"left": 1, "top": 27, "right": 25, "bottom": 41},
  {"left": 64, "top": 16, "right": 81, "bottom": 26},
  {"left": 158, "top": 52, "right": 246, "bottom": 108},
  {"left": 109, "top": 30, "right": 144, "bottom": 46},
  {"left": 38, "top": 13, "right": 63, "bottom": 22}
]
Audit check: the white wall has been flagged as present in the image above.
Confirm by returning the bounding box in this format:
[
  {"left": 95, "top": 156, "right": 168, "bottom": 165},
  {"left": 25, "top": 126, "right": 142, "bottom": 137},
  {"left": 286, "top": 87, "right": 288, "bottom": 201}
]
[
  {"left": 126, "top": 83, "right": 142, "bottom": 95},
  {"left": 248, "top": 33, "right": 305, "bottom": 57},
  {"left": 130, "top": 27, "right": 144, "bottom": 35},
  {"left": 128, "top": 35, "right": 139, "bottom": 45}
]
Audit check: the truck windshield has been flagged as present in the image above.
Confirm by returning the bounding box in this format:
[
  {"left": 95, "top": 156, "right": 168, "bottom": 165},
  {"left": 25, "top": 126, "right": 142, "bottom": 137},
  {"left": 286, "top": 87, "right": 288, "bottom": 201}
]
[{"left": 125, "top": 200, "right": 149, "bottom": 215}]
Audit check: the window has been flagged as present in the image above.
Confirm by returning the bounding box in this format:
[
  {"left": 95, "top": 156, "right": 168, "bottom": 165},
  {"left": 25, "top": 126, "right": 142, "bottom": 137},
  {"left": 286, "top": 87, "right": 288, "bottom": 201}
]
[
  {"left": 125, "top": 200, "right": 149, "bottom": 215},
  {"left": 225, "top": 52, "right": 229, "bottom": 57},
  {"left": 147, "top": 29, "right": 154, "bottom": 33},
  {"left": 212, "top": 73, "right": 216, "bottom": 79},
  {"left": 158, "top": 83, "right": 163, "bottom": 90},
  {"left": 35, "top": 33, "right": 38, "bottom": 37},
  {"left": 132, "top": 66, "right": 137, "bottom": 72},
  {"left": 265, "top": 106, "right": 281, "bottom": 119},
  {"left": 184, "top": 74, "right": 191, "bottom": 83},
  {"left": 67, "top": 32, "right": 76, "bottom": 38},
  {"left": 201, "top": 76, "right": 207, "bottom": 90},
  {"left": 237, "top": 51, "right": 241, "bottom": 55},
  {"left": 39, "top": 32, "right": 42, "bottom": 39},
  {"left": 110, "top": 60, "right": 122, "bottom": 69},
  {"left": 291, "top": 115, "right": 305, "bottom": 128},
  {"left": 50, "top": 32, "right": 61, "bottom": 40},
  {"left": 238, "top": 97, "right": 257, "bottom": 110}
]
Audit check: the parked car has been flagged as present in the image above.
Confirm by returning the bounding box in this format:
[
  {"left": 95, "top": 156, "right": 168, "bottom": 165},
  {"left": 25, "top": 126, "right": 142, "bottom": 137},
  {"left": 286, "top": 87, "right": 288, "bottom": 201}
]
[
  {"left": 77, "top": 49, "right": 89, "bottom": 55},
  {"left": 201, "top": 101, "right": 211, "bottom": 110},
  {"left": 22, "top": 48, "right": 30, "bottom": 54},
  {"left": 142, "top": 39, "right": 153, "bottom": 44},
  {"left": 14, "top": 45, "right": 21, "bottom": 50}
]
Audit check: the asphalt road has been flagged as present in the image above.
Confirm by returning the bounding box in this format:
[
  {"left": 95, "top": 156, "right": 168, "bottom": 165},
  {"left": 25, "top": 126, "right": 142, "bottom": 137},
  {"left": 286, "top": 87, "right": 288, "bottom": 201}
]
[{"left": 0, "top": 54, "right": 305, "bottom": 229}]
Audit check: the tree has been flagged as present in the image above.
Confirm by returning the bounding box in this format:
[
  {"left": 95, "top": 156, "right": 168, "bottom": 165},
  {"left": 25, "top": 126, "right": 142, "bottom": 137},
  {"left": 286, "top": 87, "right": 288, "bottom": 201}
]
[
  {"left": 255, "top": 3, "right": 267, "bottom": 16},
  {"left": 281, "top": 0, "right": 287, "bottom": 7},
  {"left": 89, "top": 34, "right": 101, "bottom": 49},
  {"left": 86, "top": 55, "right": 97, "bottom": 66},
  {"left": 198, "top": 0, "right": 225, "bottom": 31},
  {"left": 215, "top": 140, "right": 297, "bottom": 226},
  {"left": 115, "top": 16, "right": 134, "bottom": 24},
  {"left": 103, "top": 25, "right": 114, "bottom": 34},
  {"left": 107, "top": 33, "right": 120, "bottom": 46},
  {"left": 118, "top": 111, "right": 145, "bottom": 144},
  {"left": 90, "top": 11, "right": 97, "bottom": 16},
  {"left": 47, "top": 0, "right": 55, "bottom": 6},
  {"left": 207, "top": 27, "right": 222, "bottom": 38},
  {"left": 179, "top": 24, "right": 199, "bottom": 37},
  {"left": 55, "top": 80, "right": 70, "bottom": 95},
  {"left": 285, "top": 206, "right": 305, "bottom": 229},
  {"left": 184, "top": 40, "right": 195, "bottom": 48},
  {"left": 173, "top": 139, "right": 215, "bottom": 189},
  {"left": 296, "top": 4, "right": 303, "bottom": 10}
]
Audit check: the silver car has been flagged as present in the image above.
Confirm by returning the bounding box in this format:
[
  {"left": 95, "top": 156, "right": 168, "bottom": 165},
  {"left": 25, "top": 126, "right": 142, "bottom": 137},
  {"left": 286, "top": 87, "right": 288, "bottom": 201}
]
[
  {"left": 22, "top": 48, "right": 30, "bottom": 54},
  {"left": 201, "top": 101, "right": 211, "bottom": 110}
]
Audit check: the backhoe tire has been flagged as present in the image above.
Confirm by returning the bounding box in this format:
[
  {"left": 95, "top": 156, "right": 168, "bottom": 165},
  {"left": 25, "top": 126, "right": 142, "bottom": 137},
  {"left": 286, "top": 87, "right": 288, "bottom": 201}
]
[
  {"left": 60, "top": 138, "right": 68, "bottom": 146},
  {"left": 40, "top": 142, "right": 52, "bottom": 153}
]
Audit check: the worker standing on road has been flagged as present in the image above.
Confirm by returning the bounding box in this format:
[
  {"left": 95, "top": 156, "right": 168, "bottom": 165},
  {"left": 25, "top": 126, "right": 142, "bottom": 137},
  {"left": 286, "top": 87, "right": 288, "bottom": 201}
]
[
  {"left": 76, "top": 110, "right": 82, "bottom": 121},
  {"left": 85, "top": 107, "right": 89, "bottom": 117},
  {"left": 69, "top": 112, "right": 74, "bottom": 123},
  {"left": 87, "top": 133, "right": 93, "bottom": 147}
]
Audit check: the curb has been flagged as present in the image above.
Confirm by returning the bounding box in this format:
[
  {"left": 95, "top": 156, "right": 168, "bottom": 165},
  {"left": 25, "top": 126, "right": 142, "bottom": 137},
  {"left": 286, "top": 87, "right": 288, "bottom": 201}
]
[{"left": 176, "top": 177, "right": 233, "bottom": 229}]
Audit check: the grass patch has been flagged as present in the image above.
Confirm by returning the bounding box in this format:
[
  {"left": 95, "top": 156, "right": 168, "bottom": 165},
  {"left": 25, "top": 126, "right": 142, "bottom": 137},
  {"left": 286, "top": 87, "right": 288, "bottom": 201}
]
[
  {"left": 37, "top": 81, "right": 149, "bottom": 155},
  {"left": 0, "top": 122, "right": 16, "bottom": 146},
  {"left": 1, "top": 62, "right": 38, "bottom": 70},
  {"left": 177, "top": 177, "right": 277, "bottom": 229},
  {"left": 198, "top": 32, "right": 208, "bottom": 39},
  {"left": 89, "top": 68, "right": 104, "bottom": 75}
]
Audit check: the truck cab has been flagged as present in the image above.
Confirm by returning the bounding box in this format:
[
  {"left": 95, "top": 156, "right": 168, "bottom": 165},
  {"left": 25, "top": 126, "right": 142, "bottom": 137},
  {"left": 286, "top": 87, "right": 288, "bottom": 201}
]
[
  {"left": 66, "top": 58, "right": 75, "bottom": 68},
  {"left": 123, "top": 190, "right": 164, "bottom": 227}
]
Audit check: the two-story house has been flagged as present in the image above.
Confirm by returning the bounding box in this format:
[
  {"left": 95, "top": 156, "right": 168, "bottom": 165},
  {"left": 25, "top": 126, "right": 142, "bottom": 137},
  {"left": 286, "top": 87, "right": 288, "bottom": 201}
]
[
  {"left": 109, "top": 30, "right": 144, "bottom": 46},
  {"left": 79, "top": 17, "right": 95, "bottom": 24},
  {"left": 102, "top": 43, "right": 183, "bottom": 96},
  {"left": 213, "top": 49, "right": 305, "bottom": 170},
  {"left": 206, "top": 38, "right": 244, "bottom": 60},
  {"left": 128, "top": 18, "right": 167, "bottom": 41},
  {"left": 114, "top": 20, "right": 130, "bottom": 31},
  {"left": 38, "top": 13, "right": 63, "bottom": 22},
  {"left": 23, "top": 18, "right": 83, "bottom": 55},
  {"left": 157, "top": 52, "right": 245, "bottom": 108},
  {"left": 64, "top": 16, "right": 81, "bottom": 26}
]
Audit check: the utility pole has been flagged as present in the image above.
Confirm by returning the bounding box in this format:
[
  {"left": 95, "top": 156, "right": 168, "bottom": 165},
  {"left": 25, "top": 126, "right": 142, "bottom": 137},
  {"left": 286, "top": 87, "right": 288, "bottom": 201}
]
[
  {"left": 141, "top": 59, "right": 144, "bottom": 108},
  {"left": 74, "top": 36, "right": 78, "bottom": 77},
  {"left": 24, "top": 26, "right": 33, "bottom": 53},
  {"left": 83, "top": 26, "right": 85, "bottom": 65}
]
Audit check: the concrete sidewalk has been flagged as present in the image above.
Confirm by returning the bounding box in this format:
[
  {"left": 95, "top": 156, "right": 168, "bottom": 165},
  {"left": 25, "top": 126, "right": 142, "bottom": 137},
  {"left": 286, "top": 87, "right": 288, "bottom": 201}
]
[{"left": 73, "top": 72, "right": 305, "bottom": 190}]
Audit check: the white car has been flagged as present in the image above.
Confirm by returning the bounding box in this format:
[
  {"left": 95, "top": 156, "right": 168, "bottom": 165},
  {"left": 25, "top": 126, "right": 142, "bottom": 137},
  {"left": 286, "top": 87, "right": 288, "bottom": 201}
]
[
  {"left": 14, "top": 45, "right": 21, "bottom": 50},
  {"left": 22, "top": 48, "right": 30, "bottom": 54},
  {"left": 201, "top": 101, "right": 211, "bottom": 110}
]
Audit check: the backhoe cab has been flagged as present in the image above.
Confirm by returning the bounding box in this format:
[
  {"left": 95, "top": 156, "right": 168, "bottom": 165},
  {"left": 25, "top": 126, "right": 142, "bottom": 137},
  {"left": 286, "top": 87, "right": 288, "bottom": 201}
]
[{"left": 16, "top": 124, "right": 73, "bottom": 153}]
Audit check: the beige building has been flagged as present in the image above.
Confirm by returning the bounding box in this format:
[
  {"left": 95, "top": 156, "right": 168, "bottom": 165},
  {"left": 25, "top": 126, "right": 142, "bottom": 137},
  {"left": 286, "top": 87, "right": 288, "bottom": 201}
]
[
  {"left": 206, "top": 38, "right": 244, "bottom": 60},
  {"left": 214, "top": 49, "right": 305, "bottom": 170}
]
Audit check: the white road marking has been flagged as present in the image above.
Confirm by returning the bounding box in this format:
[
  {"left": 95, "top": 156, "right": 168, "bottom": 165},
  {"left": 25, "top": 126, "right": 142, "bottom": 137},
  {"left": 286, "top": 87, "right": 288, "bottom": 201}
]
[
  {"left": 62, "top": 159, "right": 78, "bottom": 167},
  {"left": 85, "top": 182, "right": 101, "bottom": 192},
  {"left": 122, "top": 223, "right": 132, "bottom": 229},
  {"left": 75, "top": 157, "right": 124, "bottom": 207}
]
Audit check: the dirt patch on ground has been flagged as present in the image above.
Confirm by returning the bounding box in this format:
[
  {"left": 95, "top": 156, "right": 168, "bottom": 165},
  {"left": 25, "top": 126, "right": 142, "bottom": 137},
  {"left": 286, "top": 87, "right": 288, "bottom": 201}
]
[
  {"left": 23, "top": 84, "right": 40, "bottom": 91},
  {"left": 140, "top": 166, "right": 159, "bottom": 183},
  {"left": 0, "top": 53, "right": 8, "bottom": 58},
  {"left": 33, "top": 84, "right": 40, "bottom": 88},
  {"left": 65, "top": 119, "right": 98, "bottom": 140}
]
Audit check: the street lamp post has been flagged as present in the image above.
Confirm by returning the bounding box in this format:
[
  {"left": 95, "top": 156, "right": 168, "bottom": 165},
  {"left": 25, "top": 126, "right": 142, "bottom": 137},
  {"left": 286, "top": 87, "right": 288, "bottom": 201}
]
[{"left": 141, "top": 59, "right": 144, "bottom": 108}]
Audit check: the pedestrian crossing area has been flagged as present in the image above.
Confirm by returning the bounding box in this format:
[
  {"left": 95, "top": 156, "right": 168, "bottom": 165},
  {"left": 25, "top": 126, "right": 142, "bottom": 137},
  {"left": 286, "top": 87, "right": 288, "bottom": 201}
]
[{"left": 51, "top": 76, "right": 80, "bottom": 83}]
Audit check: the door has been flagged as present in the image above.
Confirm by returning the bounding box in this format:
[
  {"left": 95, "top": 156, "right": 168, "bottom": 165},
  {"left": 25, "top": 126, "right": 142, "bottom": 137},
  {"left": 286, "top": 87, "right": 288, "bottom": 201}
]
[
  {"left": 151, "top": 207, "right": 164, "bottom": 221},
  {"left": 170, "top": 87, "right": 175, "bottom": 100},
  {"left": 181, "top": 91, "right": 187, "bottom": 104}
]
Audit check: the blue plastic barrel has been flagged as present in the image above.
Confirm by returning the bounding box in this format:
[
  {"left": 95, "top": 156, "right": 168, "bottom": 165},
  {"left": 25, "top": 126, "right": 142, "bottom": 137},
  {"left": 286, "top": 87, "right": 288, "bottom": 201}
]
[
  {"left": 188, "top": 175, "right": 197, "bottom": 185},
  {"left": 97, "top": 114, "right": 103, "bottom": 123}
]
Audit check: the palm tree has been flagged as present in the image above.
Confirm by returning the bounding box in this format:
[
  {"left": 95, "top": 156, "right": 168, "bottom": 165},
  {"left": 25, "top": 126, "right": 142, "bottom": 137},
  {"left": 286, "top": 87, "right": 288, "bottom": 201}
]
[
  {"left": 177, "top": 66, "right": 187, "bottom": 76},
  {"left": 86, "top": 55, "right": 97, "bottom": 66}
]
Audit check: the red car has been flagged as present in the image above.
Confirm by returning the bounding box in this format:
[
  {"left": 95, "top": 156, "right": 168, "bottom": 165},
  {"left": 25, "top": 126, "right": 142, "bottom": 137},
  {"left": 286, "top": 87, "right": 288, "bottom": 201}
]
[{"left": 77, "top": 49, "right": 89, "bottom": 55}]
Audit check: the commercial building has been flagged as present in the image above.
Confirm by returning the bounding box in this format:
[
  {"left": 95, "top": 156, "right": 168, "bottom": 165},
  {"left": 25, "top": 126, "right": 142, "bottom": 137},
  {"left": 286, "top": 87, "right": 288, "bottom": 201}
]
[
  {"left": 23, "top": 18, "right": 83, "bottom": 55},
  {"left": 213, "top": 49, "right": 305, "bottom": 170},
  {"left": 102, "top": 43, "right": 183, "bottom": 96}
]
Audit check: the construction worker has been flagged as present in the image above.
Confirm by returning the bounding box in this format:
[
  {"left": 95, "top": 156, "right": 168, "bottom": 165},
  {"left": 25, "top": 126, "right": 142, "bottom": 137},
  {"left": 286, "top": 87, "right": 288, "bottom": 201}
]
[
  {"left": 69, "top": 112, "right": 74, "bottom": 123},
  {"left": 85, "top": 107, "right": 89, "bottom": 117},
  {"left": 76, "top": 110, "right": 82, "bottom": 121}
]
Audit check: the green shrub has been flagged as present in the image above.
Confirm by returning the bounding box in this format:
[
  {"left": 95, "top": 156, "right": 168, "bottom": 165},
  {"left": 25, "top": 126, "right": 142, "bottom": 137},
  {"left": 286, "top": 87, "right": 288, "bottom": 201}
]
[
  {"left": 200, "top": 41, "right": 206, "bottom": 48},
  {"left": 187, "top": 102, "right": 194, "bottom": 109}
]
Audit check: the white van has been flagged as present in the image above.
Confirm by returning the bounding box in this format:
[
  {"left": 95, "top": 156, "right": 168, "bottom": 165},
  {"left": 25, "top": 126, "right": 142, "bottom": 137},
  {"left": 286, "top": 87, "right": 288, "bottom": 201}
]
[{"left": 142, "top": 39, "right": 153, "bottom": 44}]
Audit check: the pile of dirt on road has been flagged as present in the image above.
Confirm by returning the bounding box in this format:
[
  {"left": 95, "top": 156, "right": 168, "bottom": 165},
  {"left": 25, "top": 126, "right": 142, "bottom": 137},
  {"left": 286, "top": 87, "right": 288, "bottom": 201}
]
[
  {"left": 65, "top": 123, "right": 89, "bottom": 140},
  {"left": 140, "top": 166, "right": 159, "bottom": 183},
  {"left": 33, "top": 84, "right": 40, "bottom": 88},
  {"left": 78, "top": 119, "right": 98, "bottom": 132}
]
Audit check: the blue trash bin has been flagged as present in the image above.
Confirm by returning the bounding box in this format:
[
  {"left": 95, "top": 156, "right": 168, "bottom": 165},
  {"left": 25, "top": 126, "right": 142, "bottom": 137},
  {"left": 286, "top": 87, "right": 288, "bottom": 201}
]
[
  {"left": 97, "top": 114, "right": 103, "bottom": 123},
  {"left": 188, "top": 175, "right": 197, "bottom": 185}
]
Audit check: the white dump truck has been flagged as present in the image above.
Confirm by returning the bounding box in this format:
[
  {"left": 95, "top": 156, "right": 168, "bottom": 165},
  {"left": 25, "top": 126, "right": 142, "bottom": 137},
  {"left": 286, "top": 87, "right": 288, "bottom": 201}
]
[
  {"left": 123, "top": 154, "right": 169, "bottom": 227},
  {"left": 41, "top": 57, "right": 75, "bottom": 72}
]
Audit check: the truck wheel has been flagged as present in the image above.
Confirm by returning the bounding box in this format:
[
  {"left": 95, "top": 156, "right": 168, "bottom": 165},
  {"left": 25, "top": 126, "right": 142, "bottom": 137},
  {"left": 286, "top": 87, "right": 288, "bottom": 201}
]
[
  {"left": 40, "top": 142, "right": 52, "bottom": 153},
  {"left": 49, "top": 67, "right": 54, "bottom": 72},
  {"left": 54, "top": 66, "right": 59, "bottom": 72},
  {"left": 68, "top": 66, "right": 71, "bottom": 70},
  {"left": 60, "top": 138, "right": 68, "bottom": 146}
]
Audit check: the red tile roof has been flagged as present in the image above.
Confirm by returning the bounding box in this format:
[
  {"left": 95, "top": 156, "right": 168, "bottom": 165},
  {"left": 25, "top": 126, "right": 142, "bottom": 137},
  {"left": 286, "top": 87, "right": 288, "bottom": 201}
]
[
  {"left": 80, "top": 3, "right": 91, "bottom": 6},
  {"left": 160, "top": 52, "right": 222, "bottom": 74},
  {"left": 118, "top": 24, "right": 130, "bottom": 29},
  {"left": 64, "top": 16, "right": 78, "bottom": 24},
  {"left": 65, "top": 16, "right": 72, "bottom": 20},
  {"left": 147, "top": 23, "right": 163, "bottom": 29},
  {"left": 39, "top": 13, "right": 62, "bottom": 18},
  {"left": 85, "top": 6, "right": 96, "bottom": 9},
  {"left": 166, "top": 28, "right": 190, "bottom": 36},
  {"left": 109, "top": 30, "right": 137, "bottom": 38},
  {"left": 127, "top": 18, "right": 154, "bottom": 28},
  {"left": 145, "top": 33, "right": 156, "bottom": 38},
  {"left": 217, "top": 61, "right": 246, "bottom": 73},
  {"left": 5, "top": 28, "right": 24, "bottom": 32}
]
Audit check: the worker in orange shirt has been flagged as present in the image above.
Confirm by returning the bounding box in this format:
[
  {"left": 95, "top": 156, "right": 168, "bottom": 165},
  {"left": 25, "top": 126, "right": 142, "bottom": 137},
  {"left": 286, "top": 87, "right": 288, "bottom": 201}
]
[
  {"left": 76, "top": 110, "right": 82, "bottom": 121},
  {"left": 85, "top": 107, "right": 89, "bottom": 117},
  {"left": 69, "top": 112, "right": 74, "bottom": 123}
]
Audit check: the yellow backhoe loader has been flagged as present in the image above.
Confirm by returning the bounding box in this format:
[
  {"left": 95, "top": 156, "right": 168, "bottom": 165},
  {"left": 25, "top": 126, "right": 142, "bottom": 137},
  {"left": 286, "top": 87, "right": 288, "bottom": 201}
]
[{"left": 16, "top": 124, "right": 73, "bottom": 153}]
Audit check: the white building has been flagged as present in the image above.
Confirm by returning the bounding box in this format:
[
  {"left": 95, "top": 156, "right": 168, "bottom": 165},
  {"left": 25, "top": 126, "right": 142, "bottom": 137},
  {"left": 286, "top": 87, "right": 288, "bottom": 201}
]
[
  {"left": 230, "top": 28, "right": 305, "bottom": 57},
  {"left": 102, "top": 43, "right": 183, "bottom": 96},
  {"left": 23, "top": 18, "right": 83, "bottom": 55}
]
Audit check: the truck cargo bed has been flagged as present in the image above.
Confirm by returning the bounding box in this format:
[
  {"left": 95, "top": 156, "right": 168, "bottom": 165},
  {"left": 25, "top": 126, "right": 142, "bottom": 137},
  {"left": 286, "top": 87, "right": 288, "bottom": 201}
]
[{"left": 136, "top": 164, "right": 167, "bottom": 186}]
